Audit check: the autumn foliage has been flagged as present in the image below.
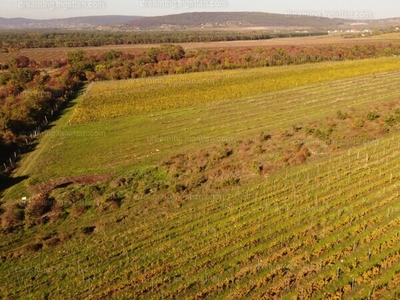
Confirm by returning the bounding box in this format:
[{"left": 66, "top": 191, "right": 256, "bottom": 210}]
[{"left": 2, "top": 41, "right": 400, "bottom": 173}]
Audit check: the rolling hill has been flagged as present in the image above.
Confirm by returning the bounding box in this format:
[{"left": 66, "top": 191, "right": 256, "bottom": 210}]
[
  {"left": 126, "top": 11, "right": 349, "bottom": 30},
  {"left": 0, "top": 15, "right": 142, "bottom": 29},
  {"left": 2, "top": 12, "right": 400, "bottom": 31}
]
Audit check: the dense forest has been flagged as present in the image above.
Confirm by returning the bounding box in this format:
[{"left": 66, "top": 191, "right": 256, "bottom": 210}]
[
  {"left": 0, "top": 31, "right": 327, "bottom": 50},
  {"left": 2, "top": 41, "right": 400, "bottom": 175}
]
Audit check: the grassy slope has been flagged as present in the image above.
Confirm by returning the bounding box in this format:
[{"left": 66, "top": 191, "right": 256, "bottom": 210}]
[
  {"left": 2, "top": 58, "right": 400, "bottom": 298},
  {"left": 6, "top": 57, "right": 400, "bottom": 198},
  {"left": 2, "top": 132, "right": 400, "bottom": 298}
]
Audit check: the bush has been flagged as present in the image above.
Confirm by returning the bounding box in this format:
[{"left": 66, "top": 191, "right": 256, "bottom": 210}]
[
  {"left": 337, "top": 110, "right": 349, "bottom": 120},
  {"left": 66, "top": 190, "right": 85, "bottom": 204},
  {"left": 305, "top": 126, "right": 315, "bottom": 135},
  {"left": 26, "top": 194, "right": 52, "bottom": 216},
  {"left": 251, "top": 161, "right": 263, "bottom": 175},
  {"left": 23, "top": 243, "right": 43, "bottom": 253},
  {"left": 25, "top": 193, "right": 54, "bottom": 226},
  {"left": 217, "top": 147, "right": 233, "bottom": 160},
  {"left": 353, "top": 118, "right": 365, "bottom": 129},
  {"left": 170, "top": 183, "right": 187, "bottom": 193},
  {"left": 259, "top": 132, "right": 272, "bottom": 141},
  {"left": 48, "top": 201, "right": 68, "bottom": 223},
  {"left": 293, "top": 146, "right": 311, "bottom": 165},
  {"left": 81, "top": 226, "right": 95, "bottom": 235},
  {"left": 1, "top": 207, "right": 24, "bottom": 231},
  {"left": 96, "top": 193, "right": 123, "bottom": 211},
  {"left": 292, "top": 125, "right": 303, "bottom": 132},
  {"left": 70, "top": 204, "right": 89, "bottom": 217},
  {"left": 43, "top": 237, "right": 61, "bottom": 248},
  {"left": 314, "top": 128, "right": 329, "bottom": 141},
  {"left": 188, "top": 175, "right": 207, "bottom": 190},
  {"left": 222, "top": 177, "right": 240, "bottom": 187},
  {"left": 367, "top": 111, "right": 380, "bottom": 121},
  {"left": 385, "top": 115, "right": 396, "bottom": 126},
  {"left": 136, "top": 181, "right": 152, "bottom": 195},
  {"left": 109, "top": 177, "right": 128, "bottom": 188}
]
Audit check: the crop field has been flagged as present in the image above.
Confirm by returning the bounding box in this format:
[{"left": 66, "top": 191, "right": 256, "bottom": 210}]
[{"left": 2, "top": 57, "right": 400, "bottom": 299}]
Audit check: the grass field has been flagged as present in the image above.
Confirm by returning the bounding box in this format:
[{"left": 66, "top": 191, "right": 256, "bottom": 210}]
[
  {"left": 2, "top": 57, "right": 400, "bottom": 299},
  {"left": 10, "top": 56, "right": 400, "bottom": 189}
]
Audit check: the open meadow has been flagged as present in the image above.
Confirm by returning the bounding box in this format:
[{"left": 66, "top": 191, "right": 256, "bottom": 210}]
[{"left": 2, "top": 56, "right": 400, "bottom": 299}]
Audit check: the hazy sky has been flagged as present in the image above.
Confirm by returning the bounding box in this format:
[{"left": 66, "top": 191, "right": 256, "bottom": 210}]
[{"left": 2, "top": 0, "right": 400, "bottom": 19}]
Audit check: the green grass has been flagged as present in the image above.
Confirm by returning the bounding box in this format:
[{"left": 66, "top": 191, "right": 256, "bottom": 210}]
[
  {"left": 2, "top": 58, "right": 400, "bottom": 299},
  {"left": 2, "top": 134, "right": 400, "bottom": 299},
  {"left": 8, "top": 58, "right": 400, "bottom": 194}
]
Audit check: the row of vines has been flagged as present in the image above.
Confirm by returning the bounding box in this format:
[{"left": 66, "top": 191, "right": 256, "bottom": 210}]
[{"left": 2, "top": 132, "right": 400, "bottom": 298}]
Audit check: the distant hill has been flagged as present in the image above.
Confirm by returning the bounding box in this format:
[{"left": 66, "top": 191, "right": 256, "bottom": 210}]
[
  {"left": 0, "top": 15, "right": 142, "bottom": 29},
  {"left": 126, "top": 12, "right": 348, "bottom": 30},
  {"left": 2, "top": 12, "right": 399, "bottom": 31}
]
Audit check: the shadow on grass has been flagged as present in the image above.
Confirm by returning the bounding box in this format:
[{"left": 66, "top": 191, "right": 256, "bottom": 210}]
[
  {"left": 0, "top": 85, "right": 87, "bottom": 195},
  {"left": 0, "top": 175, "right": 29, "bottom": 195}
]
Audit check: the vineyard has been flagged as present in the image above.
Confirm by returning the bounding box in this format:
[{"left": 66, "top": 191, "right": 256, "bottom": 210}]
[
  {"left": 70, "top": 57, "right": 400, "bottom": 123},
  {"left": 5, "top": 57, "right": 398, "bottom": 187},
  {"left": 2, "top": 130, "right": 400, "bottom": 298},
  {"left": 2, "top": 57, "right": 400, "bottom": 298}
]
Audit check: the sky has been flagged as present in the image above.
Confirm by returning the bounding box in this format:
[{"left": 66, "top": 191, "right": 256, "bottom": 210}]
[{"left": 1, "top": 0, "right": 400, "bottom": 20}]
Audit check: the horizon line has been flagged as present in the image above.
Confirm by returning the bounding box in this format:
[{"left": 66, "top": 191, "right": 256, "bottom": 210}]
[{"left": 0, "top": 11, "right": 399, "bottom": 21}]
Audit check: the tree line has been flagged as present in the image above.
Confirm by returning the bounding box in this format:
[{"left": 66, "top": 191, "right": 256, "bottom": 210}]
[
  {"left": 0, "top": 31, "right": 327, "bottom": 51},
  {"left": 0, "top": 53, "right": 82, "bottom": 175}
]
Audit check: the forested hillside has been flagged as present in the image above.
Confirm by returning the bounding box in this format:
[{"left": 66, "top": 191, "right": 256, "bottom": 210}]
[{"left": 126, "top": 12, "right": 346, "bottom": 29}]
